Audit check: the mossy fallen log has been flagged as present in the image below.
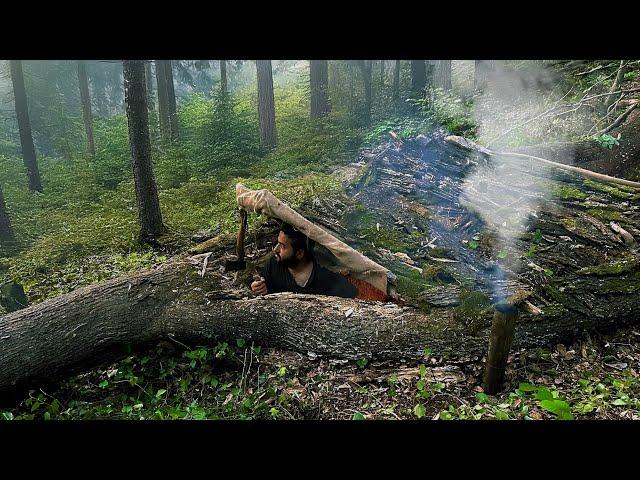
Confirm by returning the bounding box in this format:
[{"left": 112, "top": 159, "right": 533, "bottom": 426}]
[
  {"left": 2, "top": 239, "right": 640, "bottom": 398},
  {"left": 3, "top": 132, "right": 640, "bottom": 398}
]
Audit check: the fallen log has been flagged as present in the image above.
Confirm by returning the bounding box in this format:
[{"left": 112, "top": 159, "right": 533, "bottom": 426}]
[
  {"left": 2, "top": 241, "right": 640, "bottom": 398},
  {"left": 3, "top": 132, "right": 640, "bottom": 398}
]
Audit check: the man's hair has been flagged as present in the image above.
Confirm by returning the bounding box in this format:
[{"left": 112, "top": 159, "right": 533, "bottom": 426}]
[{"left": 280, "top": 222, "right": 315, "bottom": 255}]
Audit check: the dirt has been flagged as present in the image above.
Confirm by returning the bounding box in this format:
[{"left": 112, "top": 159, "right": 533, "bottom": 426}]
[{"left": 246, "top": 323, "right": 640, "bottom": 420}]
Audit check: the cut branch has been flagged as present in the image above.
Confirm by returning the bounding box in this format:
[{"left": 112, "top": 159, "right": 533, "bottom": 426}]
[
  {"left": 446, "top": 135, "right": 640, "bottom": 189},
  {"left": 598, "top": 101, "right": 640, "bottom": 135}
]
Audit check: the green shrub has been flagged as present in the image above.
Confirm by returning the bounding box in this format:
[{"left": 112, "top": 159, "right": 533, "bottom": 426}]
[{"left": 91, "top": 115, "right": 131, "bottom": 189}]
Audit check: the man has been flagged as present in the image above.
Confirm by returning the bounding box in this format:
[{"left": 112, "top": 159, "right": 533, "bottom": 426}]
[{"left": 251, "top": 223, "right": 358, "bottom": 298}]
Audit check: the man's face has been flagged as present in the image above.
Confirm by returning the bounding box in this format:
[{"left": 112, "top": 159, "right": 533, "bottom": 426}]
[{"left": 274, "top": 231, "right": 302, "bottom": 267}]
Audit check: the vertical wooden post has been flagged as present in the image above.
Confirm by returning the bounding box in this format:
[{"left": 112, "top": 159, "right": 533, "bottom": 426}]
[
  {"left": 482, "top": 301, "right": 518, "bottom": 394},
  {"left": 224, "top": 208, "right": 248, "bottom": 272},
  {"left": 237, "top": 208, "right": 248, "bottom": 262}
]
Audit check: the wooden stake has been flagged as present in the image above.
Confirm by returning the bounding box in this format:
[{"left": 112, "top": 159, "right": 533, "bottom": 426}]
[
  {"left": 237, "top": 208, "right": 248, "bottom": 262},
  {"left": 482, "top": 301, "right": 518, "bottom": 395},
  {"left": 223, "top": 208, "right": 248, "bottom": 272}
]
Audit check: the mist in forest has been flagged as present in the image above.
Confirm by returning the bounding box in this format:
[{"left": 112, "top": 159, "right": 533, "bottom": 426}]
[{"left": 459, "top": 61, "right": 577, "bottom": 296}]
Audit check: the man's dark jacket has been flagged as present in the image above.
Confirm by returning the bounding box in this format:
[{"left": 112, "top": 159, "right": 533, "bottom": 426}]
[{"left": 260, "top": 255, "right": 357, "bottom": 298}]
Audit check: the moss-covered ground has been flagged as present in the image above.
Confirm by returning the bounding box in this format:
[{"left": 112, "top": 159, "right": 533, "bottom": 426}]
[{"left": 3, "top": 61, "right": 640, "bottom": 420}]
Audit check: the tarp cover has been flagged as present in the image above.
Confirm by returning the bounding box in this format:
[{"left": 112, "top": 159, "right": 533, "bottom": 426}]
[{"left": 236, "top": 183, "right": 390, "bottom": 294}]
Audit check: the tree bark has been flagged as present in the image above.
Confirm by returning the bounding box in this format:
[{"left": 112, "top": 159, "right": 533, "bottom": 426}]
[
  {"left": 411, "top": 60, "right": 426, "bottom": 94},
  {"left": 9, "top": 60, "right": 42, "bottom": 193},
  {"left": 155, "top": 60, "right": 171, "bottom": 142},
  {"left": 91, "top": 62, "right": 109, "bottom": 117},
  {"left": 2, "top": 236, "right": 640, "bottom": 397},
  {"left": 357, "top": 60, "right": 373, "bottom": 125},
  {"left": 256, "top": 60, "right": 277, "bottom": 149},
  {"left": 0, "top": 184, "right": 14, "bottom": 241},
  {"left": 393, "top": 60, "right": 401, "bottom": 107},
  {"left": 145, "top": 61, "right": 155, "bottom": 113},
  {"left": 4, "top": 131, "right": 640, "bottom": 397},
  {"left": 77, "top": 61, "right": 96, "bottom": 156},
  {"left": 220, "top": 60, "right": 227, "bottom": 93},
  {"left": 379, "top": 60, "right": 385, "bottom": 87},
  {"left": 475, "top": 60, "right": 495, "bottom": 91},
  {"left": 164, "top": 60, "right": 179, "bottom": 141},
  {"left": 310, "top": 60, "right": 330, "bottom": 118},
  {"left": 123, "top": 60, "right": 164, "bottom": 239},
  {"left": 434, "top": 60, "right": 452, "bottom": 91}
]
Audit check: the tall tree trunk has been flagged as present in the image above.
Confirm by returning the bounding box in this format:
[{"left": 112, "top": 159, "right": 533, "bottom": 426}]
[
  {"left": 0, "top": 184, "right": 14, "bottom": 241},
  {"left": 380, "top": 60, "right": 385, "bottom": 87},
  {"left": 145, "top": 61, "right": 155, "bottom": 113},
  {"left": 9, "top": 61, "right": 42, "bottom": 193},
  {"left": 220, "top": 60, "right": 227, "bottom": 93},
  {"left": 122, "top": 60, "right": 164, "bottom": 240},
  {"left": 434, "top": 60, "right": 452, "bottom": 91},
  {"left": 164, "top": 60, "right": 179, "bottom": 141},
  {"left": 393, "top": 60, "right": 401, "bottom": 107},
  {"left": 155, "top": 60, "right": 170, "bottom": 142},
  {"left": 357, "top": 60, "right": 373, "bottom": 126},
  {"left": 411, "top": 60, "right": 426, "bottom": 94},
  {"left": 77, "top": 61, "right": 96, "bottom": 156},
  {"left": 256, "top": 60, "right": 277, "bottom": 149},
  {"left": 92, "top": 62, "right": 109, "bottom": 118},
  {"left": 475, "top": 60, "right": 496, "bottom": 91},
  {"left": 310, "top": 60, "right": 330, "bottom": 118}
]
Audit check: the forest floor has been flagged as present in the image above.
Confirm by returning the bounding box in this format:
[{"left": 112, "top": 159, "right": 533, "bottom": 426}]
[
  {"left": 3, "top": 323, "right": 639, "bottom": 420},
  {"left": 3, "top": 60, "right": 640, "bottom": 420}
]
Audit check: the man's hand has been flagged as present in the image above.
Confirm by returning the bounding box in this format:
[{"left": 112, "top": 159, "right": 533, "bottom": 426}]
[{"left": 250, "top": 277, "right": 268, "bottom": 296}]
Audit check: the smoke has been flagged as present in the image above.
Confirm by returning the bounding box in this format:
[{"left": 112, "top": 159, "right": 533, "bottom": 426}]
[{"left": 458, "top": 61, "right": 578, "bottom": 299}]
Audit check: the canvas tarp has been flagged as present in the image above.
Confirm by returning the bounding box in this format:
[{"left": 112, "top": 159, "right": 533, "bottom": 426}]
[{"left": 236, "top": 183, "right": 391, "bottom": 294}]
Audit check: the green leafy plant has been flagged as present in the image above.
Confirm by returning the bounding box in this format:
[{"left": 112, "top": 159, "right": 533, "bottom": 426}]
[
  {"left": 595, "top": 134, "right": 620, "bottom": 150},
  {"left": 532, "top": 229, "right": 543, "bottom": 243},
  {"left": 517, "top": 383, "right": 574, "bottom": 420},
  {"left": 414, "top": 404, "right": 426, "bottom": 418},
  {"left": 539, "top": 399, "right": 573, "bottom": 420}
]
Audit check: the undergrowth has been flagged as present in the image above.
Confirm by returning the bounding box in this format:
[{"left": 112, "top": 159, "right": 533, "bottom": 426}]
[{"left": 15, "top": 67, "right": 636, "bottom": 420}]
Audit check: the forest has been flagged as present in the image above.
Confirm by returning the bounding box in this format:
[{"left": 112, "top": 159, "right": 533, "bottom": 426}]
[{"left": 1, "top": 59, "right": 640, "bottom": 421}]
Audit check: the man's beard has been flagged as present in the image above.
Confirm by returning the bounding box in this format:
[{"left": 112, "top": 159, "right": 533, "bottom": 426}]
[{"left": 275, "top": 253, "right": 301, "bottom": 268}]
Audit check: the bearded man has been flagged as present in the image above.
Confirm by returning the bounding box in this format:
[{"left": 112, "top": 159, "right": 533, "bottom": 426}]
[{"left": 250, "top": 223, "right": 358, "bottom": 298}]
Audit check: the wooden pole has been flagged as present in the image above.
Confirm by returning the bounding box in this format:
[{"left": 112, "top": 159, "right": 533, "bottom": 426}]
[
  {"left": 224, "top": 208, "right": 248, "bottom": 271},
  {"left": 445, "top": 135, "right": 640, "bottom": 189},
  {"left": 237, "top": 208, "right": 247, "bottom": 262},
  {"left": 482, "top": 301, "right": 518, "bottom": 394}
]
